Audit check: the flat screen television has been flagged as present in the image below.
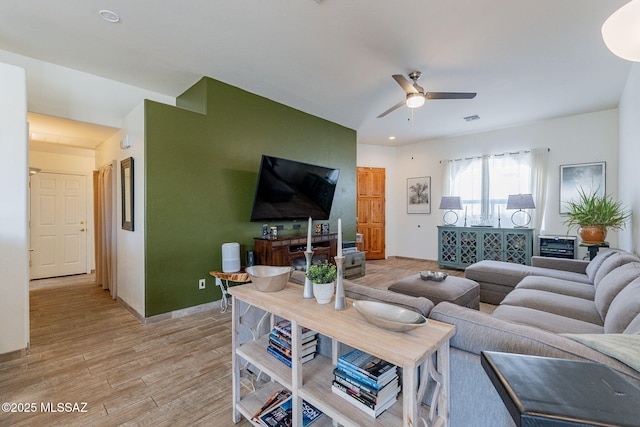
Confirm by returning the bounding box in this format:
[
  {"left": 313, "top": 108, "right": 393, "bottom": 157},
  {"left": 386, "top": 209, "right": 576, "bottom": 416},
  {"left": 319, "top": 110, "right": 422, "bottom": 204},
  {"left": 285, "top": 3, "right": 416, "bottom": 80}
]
[{"left": 250, "top": 155, "right": 340, "bottom": 222}]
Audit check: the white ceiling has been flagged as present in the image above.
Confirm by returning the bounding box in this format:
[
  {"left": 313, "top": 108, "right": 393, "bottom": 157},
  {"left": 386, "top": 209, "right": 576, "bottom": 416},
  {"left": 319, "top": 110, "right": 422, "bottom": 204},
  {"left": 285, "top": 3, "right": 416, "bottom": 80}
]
[{"left": 0, "top": 0, "right": 632, "bottom": 147}]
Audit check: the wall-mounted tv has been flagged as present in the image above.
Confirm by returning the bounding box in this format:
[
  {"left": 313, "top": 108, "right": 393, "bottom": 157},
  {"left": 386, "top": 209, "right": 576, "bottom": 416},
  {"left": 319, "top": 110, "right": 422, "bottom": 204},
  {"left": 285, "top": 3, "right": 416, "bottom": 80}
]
[{"left": 250, "top": 155, "right": 340, "bottom": 222}]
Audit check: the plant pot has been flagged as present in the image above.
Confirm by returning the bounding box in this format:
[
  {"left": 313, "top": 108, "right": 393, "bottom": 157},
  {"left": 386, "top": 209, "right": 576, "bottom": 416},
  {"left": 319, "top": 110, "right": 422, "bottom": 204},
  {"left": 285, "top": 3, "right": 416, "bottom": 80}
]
[
  {"left": 312, "top": 281, "right": 334, "bottom": 304},
  {"left": 579, "top": 226, "right": 607, "bottom": 244}
]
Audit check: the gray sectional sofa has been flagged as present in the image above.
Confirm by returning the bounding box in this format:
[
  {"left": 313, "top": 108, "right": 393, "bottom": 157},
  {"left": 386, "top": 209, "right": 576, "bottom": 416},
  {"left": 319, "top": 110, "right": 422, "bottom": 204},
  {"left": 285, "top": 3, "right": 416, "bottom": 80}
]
[
  {"left": 431, "top": 248, "right": 640, "bottom": 426},
  {"left": 288, "top": 253, "right": 640, "bottom": 426}
]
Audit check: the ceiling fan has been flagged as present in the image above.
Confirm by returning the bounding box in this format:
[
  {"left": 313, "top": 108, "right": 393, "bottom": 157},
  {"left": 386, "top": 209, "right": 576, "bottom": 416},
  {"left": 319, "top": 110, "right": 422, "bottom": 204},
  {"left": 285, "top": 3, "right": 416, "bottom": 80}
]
[{"left": 377, "top": 71, "right": 477, "bottom": 118}]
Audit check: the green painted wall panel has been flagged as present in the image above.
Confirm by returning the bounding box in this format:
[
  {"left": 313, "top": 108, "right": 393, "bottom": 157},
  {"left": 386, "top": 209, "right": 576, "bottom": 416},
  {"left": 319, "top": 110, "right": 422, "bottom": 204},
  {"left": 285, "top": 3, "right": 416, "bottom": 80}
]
[{"left": 144, "top": 77, "right": 356, "bottom": 317}]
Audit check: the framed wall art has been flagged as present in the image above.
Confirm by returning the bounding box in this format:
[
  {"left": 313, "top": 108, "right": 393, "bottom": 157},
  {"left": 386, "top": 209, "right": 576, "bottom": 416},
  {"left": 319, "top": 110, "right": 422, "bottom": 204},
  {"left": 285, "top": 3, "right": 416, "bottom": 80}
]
[
  {"left": 121, "top": 157, "right": 134, "bottom": 231},
  {"left": 559, "top": 161, "right": 605, "bottom": 214},
  {"left": 407, "top": 176, "right": 431, "bottom": 214}
]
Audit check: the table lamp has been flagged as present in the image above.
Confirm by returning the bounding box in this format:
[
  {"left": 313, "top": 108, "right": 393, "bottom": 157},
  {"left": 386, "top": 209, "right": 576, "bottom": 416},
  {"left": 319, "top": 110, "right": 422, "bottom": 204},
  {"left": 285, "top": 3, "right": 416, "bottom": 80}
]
[
  {"left": 506, "top": 194, "right": 535, "bottom": 228},
  {"left": 439, "top": 196, "right": 463, "bottom": 226}
]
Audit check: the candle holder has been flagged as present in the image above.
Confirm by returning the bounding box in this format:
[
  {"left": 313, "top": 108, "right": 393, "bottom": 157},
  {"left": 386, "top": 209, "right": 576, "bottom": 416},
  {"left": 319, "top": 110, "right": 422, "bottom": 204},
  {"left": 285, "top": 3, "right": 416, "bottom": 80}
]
[
  {"left": 334, "top": 256, "right": 346, "bottom": 310},
  {"left": 303, "top": 250, "right": 314, "bottom": 299}
]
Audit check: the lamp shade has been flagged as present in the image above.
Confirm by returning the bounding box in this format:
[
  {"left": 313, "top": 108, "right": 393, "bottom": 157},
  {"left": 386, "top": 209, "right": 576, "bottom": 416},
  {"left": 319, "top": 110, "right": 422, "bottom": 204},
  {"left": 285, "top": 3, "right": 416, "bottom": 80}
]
[
  {"left": 439, "top": 196, "right": 463, "bottom": 210},
  {"left": 602, "top": 0, "right": 640, "bottom": 62},
  {"left": 506, "top": 194, "right": 535, "bottom": 210}
]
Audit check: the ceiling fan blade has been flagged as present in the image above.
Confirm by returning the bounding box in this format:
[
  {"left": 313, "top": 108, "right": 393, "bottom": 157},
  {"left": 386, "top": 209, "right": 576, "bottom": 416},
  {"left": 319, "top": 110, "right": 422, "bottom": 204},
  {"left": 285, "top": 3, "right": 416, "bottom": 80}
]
[
  {"left": 425, "top": 92, "right": 477, "bottom": 100},
  {"left": 392, "top": 74, "right": 418, "bottom": 94},
  {"left": 377, "top": 99, "right": 407, "bottom": 118}
]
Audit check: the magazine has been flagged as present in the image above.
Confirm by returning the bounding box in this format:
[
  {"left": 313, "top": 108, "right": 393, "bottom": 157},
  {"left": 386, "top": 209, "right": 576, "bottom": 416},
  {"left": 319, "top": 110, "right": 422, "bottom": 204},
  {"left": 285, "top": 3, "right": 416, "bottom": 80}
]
[{"left": 258, "top": 395, "right": 323, "bottom": 426}]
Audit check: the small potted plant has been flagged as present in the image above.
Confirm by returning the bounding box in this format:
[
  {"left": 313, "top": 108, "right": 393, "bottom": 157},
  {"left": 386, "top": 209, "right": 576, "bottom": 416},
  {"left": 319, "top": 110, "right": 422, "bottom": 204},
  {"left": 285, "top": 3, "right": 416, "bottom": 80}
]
[
  {"left": 563, "top": 187, "right": 631, "bottom": 244},
  {"left": 306, "top": 261, "right": 337, "bottom": 304}
]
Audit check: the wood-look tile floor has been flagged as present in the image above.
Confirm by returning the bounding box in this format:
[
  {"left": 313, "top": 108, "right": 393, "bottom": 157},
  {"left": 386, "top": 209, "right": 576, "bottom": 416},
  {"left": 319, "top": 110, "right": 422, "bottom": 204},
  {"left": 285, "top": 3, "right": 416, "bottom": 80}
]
[
  {"left": 0, "top": 258, "right": 479, "bottom": 426},
  {"left": 1, "top": 278, "right": 251, "bottom": 426}
]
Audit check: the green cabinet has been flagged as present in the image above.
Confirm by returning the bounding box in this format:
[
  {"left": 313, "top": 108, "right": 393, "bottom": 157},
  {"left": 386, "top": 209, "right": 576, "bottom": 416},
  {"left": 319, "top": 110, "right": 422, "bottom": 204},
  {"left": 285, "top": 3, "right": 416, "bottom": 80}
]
[{"left": 438, "top": 226, "right": 533, "bottom": 269}]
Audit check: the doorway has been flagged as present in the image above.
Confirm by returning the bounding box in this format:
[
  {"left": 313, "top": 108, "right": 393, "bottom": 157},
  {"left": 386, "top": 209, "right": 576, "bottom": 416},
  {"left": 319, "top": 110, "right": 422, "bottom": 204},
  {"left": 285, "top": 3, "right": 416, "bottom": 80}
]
[
  {"left": 356, "top": 167, "right": 386, "bottom": 260},
  {"left": 30, "top": 172, "right": 88, "bottom": 279}
]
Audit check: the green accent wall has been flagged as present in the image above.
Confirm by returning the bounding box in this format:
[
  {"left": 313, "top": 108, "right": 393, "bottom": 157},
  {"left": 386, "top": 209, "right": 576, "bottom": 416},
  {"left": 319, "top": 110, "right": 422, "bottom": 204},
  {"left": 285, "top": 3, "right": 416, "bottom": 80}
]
[{"left": 144, "top": 77, "right": 357, "bottom": 317}]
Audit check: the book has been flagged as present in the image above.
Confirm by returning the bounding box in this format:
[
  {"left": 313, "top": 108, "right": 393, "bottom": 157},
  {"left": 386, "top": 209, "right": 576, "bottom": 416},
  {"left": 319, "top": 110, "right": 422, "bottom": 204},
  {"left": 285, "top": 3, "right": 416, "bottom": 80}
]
[
  {"left": 258, "top": 395, "right": 323, "bottom": 426},
  {"left": 273, "top": 319, "right": 317, "bottom": 340},
  {"left": 251, "top": 389, "right": 291, "bottom": 423},
  {"left": 333, "top": 366, "right": 396, "bottom": 397},
  {"left": 332, "top": 379, "right": 399, "bottom": 409},
  {"left": 333, "top": 366, "right": 395, "bottom": 390},
  {"left": 331, "top": 384, "right": 397, "bottom": 418},
  {"left": 333, "top": 373, "right": 399, "bottom": 404},
  {"left": 338, "top": 349, "right": 396, "bottom": 382},
  {"left": 269, "top": 337, "right": 317, "bottom": 359},
  {"left": 267, "top": 345, "right": 316, "bottom": 367},
  {"left": 269, "top": 330, "right": 318, "bottom": 347}
]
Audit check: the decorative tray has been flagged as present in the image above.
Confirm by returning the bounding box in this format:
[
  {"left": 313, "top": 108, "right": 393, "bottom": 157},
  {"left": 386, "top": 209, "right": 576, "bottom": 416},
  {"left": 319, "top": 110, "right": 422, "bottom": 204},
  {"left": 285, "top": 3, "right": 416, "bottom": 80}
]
[{"left": 420, "top": 270, "right": 448, "bottom": 282}]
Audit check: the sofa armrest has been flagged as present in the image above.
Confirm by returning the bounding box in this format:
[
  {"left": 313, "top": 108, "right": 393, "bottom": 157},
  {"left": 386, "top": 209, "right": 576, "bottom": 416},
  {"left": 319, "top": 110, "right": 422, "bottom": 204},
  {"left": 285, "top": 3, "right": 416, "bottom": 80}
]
[
  {"left": 429, "top": 302, "right": 640, "bottom": 381},
  {"left": 531, "top": 256, "right": 589, "bottom": 274},
  {"left": 289, "top": 269, "right": 434, "bottom": 317}
]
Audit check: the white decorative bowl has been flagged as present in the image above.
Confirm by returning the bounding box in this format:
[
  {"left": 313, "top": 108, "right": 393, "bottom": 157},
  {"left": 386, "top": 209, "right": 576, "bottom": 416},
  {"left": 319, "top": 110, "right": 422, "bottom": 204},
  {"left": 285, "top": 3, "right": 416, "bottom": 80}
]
[
  {"left": 246, "top": 265, "right": 293, "bottom": 292},
  {"left": 420, "top": 270, "right": 448, "bottom": 282},
  {"left": 352, "top": 300, "right": 428, "bottom": 332}
]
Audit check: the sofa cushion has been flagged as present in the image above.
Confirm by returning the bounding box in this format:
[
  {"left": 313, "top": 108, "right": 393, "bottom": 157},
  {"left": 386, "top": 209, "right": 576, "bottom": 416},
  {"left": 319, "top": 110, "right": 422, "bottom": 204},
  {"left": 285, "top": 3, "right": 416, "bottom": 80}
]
[
  {"left": 605, "top": 278, "right": 640, "bottom": 334},
  {"left": 500, "top": 288, "right": 603, "bottom": 325},
  {"left": 624, "top": 313, "right": 640, "bottom": 334},
  {"left": 594, "top": 262, "right": 640, "bottom": 320},
  {"left": 585, "top": 249, "right": 620, "bottom": 282},
  {"left": 592, "top": 252, "right": 640, "bottom": 288},
  {"left": 465, "top": 260, "right": 591, "bottom": 288},
  {"left": 515, "top": 276, "right": 595, "bottom": 300},
  {"left": 493, "top": 305, "right": 604, "bottom": 334}
]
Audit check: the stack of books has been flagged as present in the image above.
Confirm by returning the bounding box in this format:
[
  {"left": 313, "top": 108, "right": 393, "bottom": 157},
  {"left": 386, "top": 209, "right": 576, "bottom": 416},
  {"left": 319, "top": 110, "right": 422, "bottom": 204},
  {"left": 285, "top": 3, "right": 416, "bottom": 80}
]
[
  {"left": 252, "top": 389, "right": 323, "bottom": 426},
  {"left": 331, "top": 349, "right": 400, "bottom": 418},
  {"left": 267, "top": 319, "right": 318, "bottom": 368}
]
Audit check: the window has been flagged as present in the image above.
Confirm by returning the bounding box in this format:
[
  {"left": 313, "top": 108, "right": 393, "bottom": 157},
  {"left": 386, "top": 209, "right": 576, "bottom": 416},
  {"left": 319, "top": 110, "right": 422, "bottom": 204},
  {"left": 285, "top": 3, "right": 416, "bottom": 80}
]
[{"left": 443, "top": 149, "right": 548, "bottom": 227}]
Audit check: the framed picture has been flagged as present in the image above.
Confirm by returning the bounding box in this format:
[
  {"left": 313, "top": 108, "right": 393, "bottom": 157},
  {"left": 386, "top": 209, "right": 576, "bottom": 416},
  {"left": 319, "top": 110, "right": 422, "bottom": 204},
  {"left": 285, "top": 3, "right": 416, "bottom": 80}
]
[
  {"left": 121, "top": 157, "right": 134, "bottom": 231},
  {"left": 407, "top": 176, "right": 431, "bottom": 214},
  {"left": 559, "top": 162, "right": 605, "bottom": 214}
]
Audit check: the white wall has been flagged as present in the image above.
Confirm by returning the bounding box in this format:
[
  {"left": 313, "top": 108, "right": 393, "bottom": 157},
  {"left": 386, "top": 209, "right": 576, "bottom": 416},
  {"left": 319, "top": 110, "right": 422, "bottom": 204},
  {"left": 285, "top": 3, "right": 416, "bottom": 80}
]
[
  {"left": 359, "top": 109, "right": 619, "bottom": 261},
  {"left": 356, "top": 144, "right": 398, "bottom": 257},
  {"left": 0, "top": 62, "right": 29, "bottom": 354},
  {"left": 29, "top": 143, "right": 97, "bottom": 273},
  {"left": 618, "top": 64, "right": 640, "bottom": 254},
  {"left": 95, "top": 102, "right": 146, "bottom": 317},
  {"left": 0, "top": 49, "right": 175, "bottom": 128}
]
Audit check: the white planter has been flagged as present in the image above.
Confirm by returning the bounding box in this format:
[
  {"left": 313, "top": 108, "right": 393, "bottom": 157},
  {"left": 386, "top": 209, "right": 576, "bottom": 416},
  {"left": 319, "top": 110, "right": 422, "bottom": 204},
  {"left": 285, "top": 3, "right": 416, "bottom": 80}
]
[{"left": 313, "top": 281, "right": 335, "bottom": 304}]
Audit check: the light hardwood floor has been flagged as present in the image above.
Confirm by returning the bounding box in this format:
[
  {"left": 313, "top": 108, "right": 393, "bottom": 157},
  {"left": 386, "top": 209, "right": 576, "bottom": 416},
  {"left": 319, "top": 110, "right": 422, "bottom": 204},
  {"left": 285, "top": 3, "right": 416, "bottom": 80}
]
[{"left": 0, "top": 258, "right": 470, "bottom": 426}]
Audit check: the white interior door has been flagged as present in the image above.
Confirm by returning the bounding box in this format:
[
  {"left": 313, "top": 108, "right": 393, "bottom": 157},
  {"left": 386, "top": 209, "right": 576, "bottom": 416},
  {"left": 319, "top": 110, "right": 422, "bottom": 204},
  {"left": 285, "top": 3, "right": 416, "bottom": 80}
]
[{"left": 30, "top": 172, "right": 87, "bottom": 279}]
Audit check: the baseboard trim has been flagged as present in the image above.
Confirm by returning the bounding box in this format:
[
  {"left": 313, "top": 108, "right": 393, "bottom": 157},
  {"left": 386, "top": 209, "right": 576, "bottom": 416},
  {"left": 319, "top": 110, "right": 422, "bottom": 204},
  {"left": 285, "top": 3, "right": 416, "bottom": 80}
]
[
  {"left": 0, "top": 347, "right": 29, "bottom": 362},
  {"left": 118, "top": 297, "right": 224, "bottom": 325}
]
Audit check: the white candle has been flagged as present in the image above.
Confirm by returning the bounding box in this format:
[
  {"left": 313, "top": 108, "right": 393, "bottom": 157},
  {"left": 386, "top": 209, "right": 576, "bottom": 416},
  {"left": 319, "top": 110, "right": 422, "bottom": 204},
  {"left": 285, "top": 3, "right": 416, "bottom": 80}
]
[
  {"left": 337, "top": 218, "right": 342, "bottom": 257},
  {"left": 307, "top": 217, "right": 312, "bottom": 252}
]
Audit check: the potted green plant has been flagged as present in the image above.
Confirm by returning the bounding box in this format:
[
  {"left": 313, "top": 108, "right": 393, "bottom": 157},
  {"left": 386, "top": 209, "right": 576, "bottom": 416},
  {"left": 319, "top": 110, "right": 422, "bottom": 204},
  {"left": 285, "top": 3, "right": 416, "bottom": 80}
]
[
  {"left": 306, "top": 261, "right": 337, "bottom": 304},
  {"left": 562, "top": 188, "right": 631, "bottom": 244}
]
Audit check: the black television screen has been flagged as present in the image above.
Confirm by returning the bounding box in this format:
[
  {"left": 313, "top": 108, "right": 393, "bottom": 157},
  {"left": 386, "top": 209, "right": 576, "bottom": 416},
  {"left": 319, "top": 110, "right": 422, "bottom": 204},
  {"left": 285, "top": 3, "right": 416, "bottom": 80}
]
[{"left": 250, "top": 155, "right": 340, "bottom": 222}]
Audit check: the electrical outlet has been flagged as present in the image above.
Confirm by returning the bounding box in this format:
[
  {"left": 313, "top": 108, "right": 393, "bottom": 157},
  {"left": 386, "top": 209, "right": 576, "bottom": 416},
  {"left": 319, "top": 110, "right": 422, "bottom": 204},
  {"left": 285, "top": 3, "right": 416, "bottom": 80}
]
[{"left": 199, "top": 278, "right": 206, "bottom": 290}]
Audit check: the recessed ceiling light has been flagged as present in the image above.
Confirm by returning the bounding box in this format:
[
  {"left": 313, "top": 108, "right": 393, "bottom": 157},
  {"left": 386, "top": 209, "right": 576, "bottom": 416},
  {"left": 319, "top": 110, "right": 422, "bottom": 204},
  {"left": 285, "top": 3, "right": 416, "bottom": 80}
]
[
  {"left": 388, "top": 136, "right": 396, "bottom": 140},
  {"left": 464, "top": 115, "right": 480, "bottom": 122},
  {"left": 99, "top": 10, "right": 120, "bottom": 23}
]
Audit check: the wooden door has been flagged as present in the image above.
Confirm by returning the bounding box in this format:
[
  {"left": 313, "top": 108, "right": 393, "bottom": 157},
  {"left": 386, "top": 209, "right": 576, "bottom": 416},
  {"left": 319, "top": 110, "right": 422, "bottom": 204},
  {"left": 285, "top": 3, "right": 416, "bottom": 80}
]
[
  {"left": 357, "top": 167, "right": 385, "bottom": 260},
  {"left": 30, "top": 172, "right": 88, "bottom": 279}
]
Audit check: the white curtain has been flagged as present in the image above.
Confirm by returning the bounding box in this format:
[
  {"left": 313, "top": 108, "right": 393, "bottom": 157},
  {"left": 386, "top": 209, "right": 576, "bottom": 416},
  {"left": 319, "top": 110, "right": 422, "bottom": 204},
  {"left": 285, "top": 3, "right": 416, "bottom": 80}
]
[
  {"left": 94, "top": 161, "right": 117, "bottom": 299},
  {"left": 442, "top": 148, "right": 549, "bottom": 228}
]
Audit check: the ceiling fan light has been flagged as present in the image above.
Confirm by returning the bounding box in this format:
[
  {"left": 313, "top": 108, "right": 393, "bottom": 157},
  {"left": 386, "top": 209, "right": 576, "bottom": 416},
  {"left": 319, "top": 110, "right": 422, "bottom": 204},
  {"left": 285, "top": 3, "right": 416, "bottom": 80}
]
[
  {"left": 406, "top": 93, "right": 425, "bottom": 109},
  {"left": 602, "top": 0, "right": 640, "bottom": 62}
]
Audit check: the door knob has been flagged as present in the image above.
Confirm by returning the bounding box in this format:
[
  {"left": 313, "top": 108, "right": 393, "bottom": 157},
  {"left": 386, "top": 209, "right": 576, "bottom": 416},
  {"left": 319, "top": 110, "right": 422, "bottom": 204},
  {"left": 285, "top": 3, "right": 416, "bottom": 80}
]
[{"left": 80, "top": 228, "right": 86, "bottom": 232}]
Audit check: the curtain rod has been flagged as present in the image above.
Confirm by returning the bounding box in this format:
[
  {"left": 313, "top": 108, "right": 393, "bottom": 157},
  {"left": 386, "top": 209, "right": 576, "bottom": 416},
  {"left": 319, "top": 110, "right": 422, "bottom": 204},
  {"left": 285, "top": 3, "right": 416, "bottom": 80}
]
[{"left": 439, "top": 147, "right": 550, "bottom": 164}]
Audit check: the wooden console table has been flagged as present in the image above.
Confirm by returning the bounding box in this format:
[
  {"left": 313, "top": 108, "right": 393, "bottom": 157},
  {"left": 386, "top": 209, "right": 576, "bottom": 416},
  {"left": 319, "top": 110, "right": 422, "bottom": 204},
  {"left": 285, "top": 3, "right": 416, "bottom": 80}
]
[{"left": 229, "top": 283, "right": 455, "bottom": 426}]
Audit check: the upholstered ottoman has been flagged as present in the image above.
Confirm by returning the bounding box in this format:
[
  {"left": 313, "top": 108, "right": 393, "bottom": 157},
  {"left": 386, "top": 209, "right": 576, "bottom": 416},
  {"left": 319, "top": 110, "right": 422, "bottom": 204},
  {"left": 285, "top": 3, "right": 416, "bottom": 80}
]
[{"left": 388, "top": 274, "right": 480, "bottom": 310}]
